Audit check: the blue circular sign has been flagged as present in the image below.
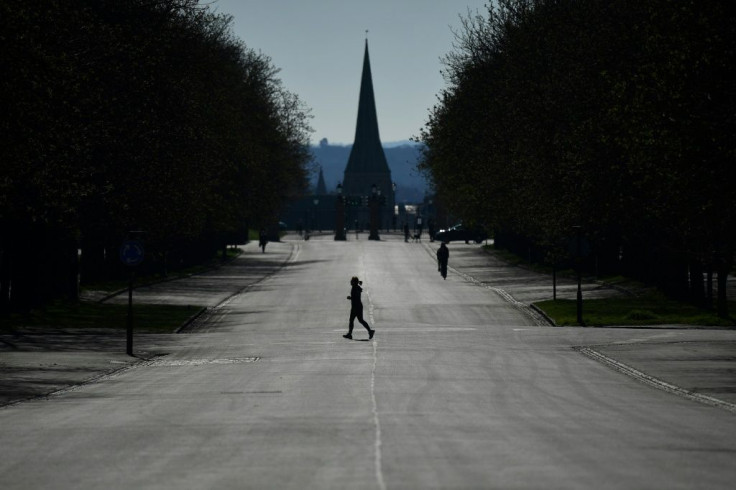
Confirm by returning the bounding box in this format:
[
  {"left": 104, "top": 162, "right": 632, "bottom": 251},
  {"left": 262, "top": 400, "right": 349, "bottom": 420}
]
[{"left": 120, "top": 240, "right": 144, "bottom": 266}]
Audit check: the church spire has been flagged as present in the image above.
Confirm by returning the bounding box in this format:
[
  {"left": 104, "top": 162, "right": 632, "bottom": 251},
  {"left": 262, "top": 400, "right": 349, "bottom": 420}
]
[
  {"left": 341, "top": 39, "right": 393, "bottom": 230},
  {"left": 343, "top": 40, "right": 391, "bottom": 176}
]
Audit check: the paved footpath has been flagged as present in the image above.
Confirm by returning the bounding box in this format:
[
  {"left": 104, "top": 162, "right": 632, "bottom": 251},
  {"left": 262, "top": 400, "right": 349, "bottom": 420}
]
[
  {"left": 423, "top": 239, "right": 736, "bottom": 409},
  {"left": 0, "top": 241, "right": 295, "bottom": 406},
  {"left": 1, "top": 234, "right": 735, "bottom": 412}
]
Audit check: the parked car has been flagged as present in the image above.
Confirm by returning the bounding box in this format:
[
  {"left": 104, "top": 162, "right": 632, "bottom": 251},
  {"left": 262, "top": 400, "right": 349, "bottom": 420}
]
[{"left": 434, "top": 224, "right": 488, "bottom": 244}]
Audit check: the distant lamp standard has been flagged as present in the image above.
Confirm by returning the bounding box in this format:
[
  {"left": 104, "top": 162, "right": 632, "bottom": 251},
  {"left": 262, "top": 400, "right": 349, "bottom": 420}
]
[
  {"left": 392, "top": 182, "right": 397, "bottom": 231},
  {"left": 335, "top": 183, "right": 346, "bottom": 240},
  {"left": 369, "top": 184, "right": 380, "bottom": 240},
  {"left": 313, "top": 197, "right": 320, "bottom": 233}
]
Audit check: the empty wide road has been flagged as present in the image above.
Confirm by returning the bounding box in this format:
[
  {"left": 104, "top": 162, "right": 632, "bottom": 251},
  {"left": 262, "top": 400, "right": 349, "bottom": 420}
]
[{"left": 2, "top": 235, "right": 735, "bottom": 489}]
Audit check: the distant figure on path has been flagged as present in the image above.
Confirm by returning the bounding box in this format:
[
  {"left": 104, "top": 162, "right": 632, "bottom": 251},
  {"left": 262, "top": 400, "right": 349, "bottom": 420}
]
[
  {"left": 343, "top": 276, "right": 375, "bottom": 340},
  {"left": 437, "top": 242, "right": 449, "bottom": 279},
  {"left": 404, "top": 223, "right": 410, "bottom": 242},
  {"left": 259, "top": 229, "right": 268, "bottom": 253}
]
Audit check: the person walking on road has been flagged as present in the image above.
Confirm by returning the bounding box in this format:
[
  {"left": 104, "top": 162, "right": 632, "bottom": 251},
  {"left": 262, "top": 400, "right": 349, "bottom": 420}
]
[
  {"left": 343, "top": 276, "right": 375, "bottom": 340},
  {"left": 437, "top": 242, "right": 449, "bottom": 279},
  {"left": 259, "top": 229, "right": 268, "bottom": 253}
]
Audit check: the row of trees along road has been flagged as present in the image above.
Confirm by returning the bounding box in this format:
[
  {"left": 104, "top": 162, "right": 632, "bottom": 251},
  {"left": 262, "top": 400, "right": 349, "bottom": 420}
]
[
  {"left": 0, "top": 0, "right": 313, "bottom": 312},
  {"left": 418, "top": 0, "right": 735, "bottom": 317}
]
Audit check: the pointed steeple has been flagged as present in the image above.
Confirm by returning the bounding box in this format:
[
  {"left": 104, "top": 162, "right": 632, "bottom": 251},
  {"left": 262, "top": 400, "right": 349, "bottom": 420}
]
[
  {"left": 315, "top": 166, "right": 327, "bottom": 195},
  {"left": 343, "top": 40, "right": 391, "bottom": 178},
  {"left": 342, "top": 39, "right": 394, "bottom": 229}
]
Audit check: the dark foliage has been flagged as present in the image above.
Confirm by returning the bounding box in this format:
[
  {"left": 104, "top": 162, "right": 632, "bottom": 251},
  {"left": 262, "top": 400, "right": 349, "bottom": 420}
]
[
  {"left": 418, "top": 0, "right": 735, "bottom": 316},
  {"left": 0, "top": 0, "right": 312, "bottom": 311}
]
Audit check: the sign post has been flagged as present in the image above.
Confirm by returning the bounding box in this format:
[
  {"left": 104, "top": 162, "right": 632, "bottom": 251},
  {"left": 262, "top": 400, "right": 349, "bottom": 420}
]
[{"left": 120, "top": 239, "right": 144, "bottom": 356}]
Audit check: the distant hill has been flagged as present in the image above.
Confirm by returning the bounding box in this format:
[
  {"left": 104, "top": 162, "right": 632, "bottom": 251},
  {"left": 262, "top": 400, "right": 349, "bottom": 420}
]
[{"left": 309, "top": 139, "right": 428, "bottom": 203}]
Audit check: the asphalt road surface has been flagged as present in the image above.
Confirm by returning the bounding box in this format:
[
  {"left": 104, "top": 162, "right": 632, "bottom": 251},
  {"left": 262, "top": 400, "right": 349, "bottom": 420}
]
[{"left": 2, "top": 235, "right": 735, "bottom": 489}]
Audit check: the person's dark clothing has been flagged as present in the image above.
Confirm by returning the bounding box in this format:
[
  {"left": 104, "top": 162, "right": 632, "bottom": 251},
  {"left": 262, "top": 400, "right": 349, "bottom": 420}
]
[
  {"left": 437, "top": 244, "right": 449, "bottom": 264},
  {"left": 259, "top": 229, "right": 268, "bottom": 253},
  {"left": 437, "top": 243, "right": 449, "bottom": 279},
  {"left": 347, "top": 284, "right": 371, "bottom": 334},
  {"left": 348, "top": 284, "right": 363, "bottom": 308}
]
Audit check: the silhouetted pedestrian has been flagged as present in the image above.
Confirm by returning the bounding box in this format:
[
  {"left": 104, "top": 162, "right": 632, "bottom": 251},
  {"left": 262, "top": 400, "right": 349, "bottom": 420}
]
[
  {"left": 343, "top": 276, "right": 375, "bottom": 340},
  {"left": 437, "top": 242, "right": 449, "bottom": 279},
  {"left": 259, "top": 229, "right": 268, "bottom": 253},
  {"left": 404, "top": 223, "right": 409, "bottom": 242}
]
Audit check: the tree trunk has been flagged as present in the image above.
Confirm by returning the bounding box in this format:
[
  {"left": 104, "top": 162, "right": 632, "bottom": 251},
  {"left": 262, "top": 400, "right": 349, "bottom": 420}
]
[
  {"left": 715, "top": 248, "right": 732, "bottom": 318},
  {"left": 0, "top": 246, "right": 10, "bottom": 313},
  {"left": 688, "top": 258, "right": 705, "bottom": 307},
  {"left": 716, "top": 268, "right": 729, "bottom": 318}
]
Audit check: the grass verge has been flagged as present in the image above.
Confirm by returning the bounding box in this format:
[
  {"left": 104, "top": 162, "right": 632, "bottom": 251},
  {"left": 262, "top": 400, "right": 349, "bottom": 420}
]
[
  {"left": 535, "top": 294, "right": 735, "bottom": 327},
  {"left": 0, "top": 300, "right": 201, "bottom": 334},
  {"left": 486, "top": 244, "right": 734, "bottom": 327}
]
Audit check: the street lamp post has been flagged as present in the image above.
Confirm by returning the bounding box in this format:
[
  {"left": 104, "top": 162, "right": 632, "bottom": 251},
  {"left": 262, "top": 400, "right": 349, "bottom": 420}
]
[
  {"left": 335, "top": 183, "right": 346, "bottom": 240},
  {"left": 392, "top": 182, "right": 397, "bottom": 232},
  {"left": 377, "top": 188, "right": 382, "bottom": 231},
  {"left": 369, "top": 184, "right": 380, "bottom": 241},
  {"left": 313, "top": 197, "right": 320, "bottom": 233}
]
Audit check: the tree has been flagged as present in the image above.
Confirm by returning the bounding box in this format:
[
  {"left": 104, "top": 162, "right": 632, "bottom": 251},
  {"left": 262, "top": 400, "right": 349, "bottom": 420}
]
[
  {"left": 0, "top": 0, "right": 312, "bottom": 311},
  {"left": 418, "top": 0, "right": 735, "bottom": 316}
]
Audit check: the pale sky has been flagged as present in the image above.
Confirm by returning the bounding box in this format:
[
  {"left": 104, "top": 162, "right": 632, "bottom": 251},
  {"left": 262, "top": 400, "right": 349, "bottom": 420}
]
[{"left": 212, "top": 0, "right": 491, "bottom": 145}]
